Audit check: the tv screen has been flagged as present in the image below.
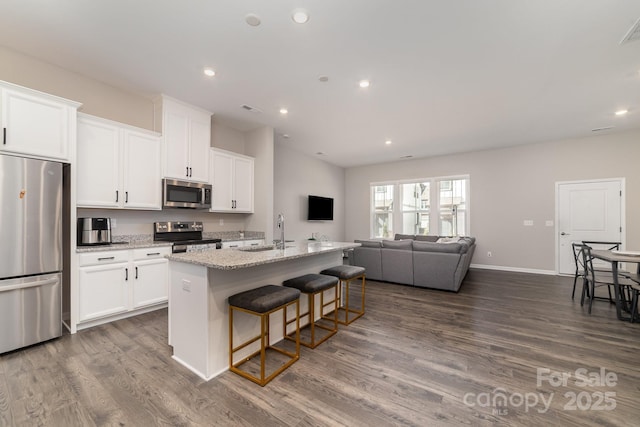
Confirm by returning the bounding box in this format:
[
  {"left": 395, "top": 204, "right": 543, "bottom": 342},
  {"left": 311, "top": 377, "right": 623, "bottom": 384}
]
[{"left": 308, "top": 195, "right": 334, "bottom": 221}]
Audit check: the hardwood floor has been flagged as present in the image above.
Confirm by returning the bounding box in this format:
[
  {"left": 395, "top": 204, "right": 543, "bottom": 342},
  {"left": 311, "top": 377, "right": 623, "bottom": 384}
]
[{"left": 1, "top": 269, "right": 639, "bottom": 426}]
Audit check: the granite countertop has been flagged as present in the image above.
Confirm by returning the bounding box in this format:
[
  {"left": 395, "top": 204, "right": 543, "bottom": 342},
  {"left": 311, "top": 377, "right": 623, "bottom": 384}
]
[
  {"left": 167, "top": 241, "right": 360, "bottom": 270},
  {"left": 76, "top": 240, "right": 173, "bottom": 253},
  {"left": 76, "top": 231, "right": 266, "bottom": 253}
]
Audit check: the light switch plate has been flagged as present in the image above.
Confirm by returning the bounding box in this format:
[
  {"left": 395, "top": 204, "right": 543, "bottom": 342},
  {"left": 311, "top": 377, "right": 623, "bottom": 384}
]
[
  {"left": 523, "top": 220, "right": 534, "bottom": 226},
  {"left": 545, "top": 220, "right": 554, "bottom": 227}
]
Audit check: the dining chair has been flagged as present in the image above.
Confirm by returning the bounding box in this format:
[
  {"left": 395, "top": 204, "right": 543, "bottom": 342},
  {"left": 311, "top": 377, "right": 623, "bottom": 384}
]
[
  {"left": 580, "top": 244, "right": 633, "bottom": 314},
  {"left": 573, "top": 241, "right": 628, "bottom": 300},
  {"left": 620, "top": 273, "right": 640, "bottom": 323}
]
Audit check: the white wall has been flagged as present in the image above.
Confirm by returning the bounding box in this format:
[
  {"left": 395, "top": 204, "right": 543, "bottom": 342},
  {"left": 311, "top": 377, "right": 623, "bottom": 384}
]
[
  {"left": 345, "top": 129, "right": 640, "bottom": 273},
  {"left": 211, "top": 118, "right": 245, "bottom": 153},
  {"left": 245, "top": 127, "right": 275, "bottom": 242},
  {"left": 0, "top": 46, "right": 154, "bottom": 130},
  {"left": 274, "top": 143, "right": 345, "bottom": 242}
]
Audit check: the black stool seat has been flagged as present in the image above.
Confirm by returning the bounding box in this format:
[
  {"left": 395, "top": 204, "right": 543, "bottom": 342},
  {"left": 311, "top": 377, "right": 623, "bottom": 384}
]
[
  {"left": 283, "top": 274, "right": 338, "bottom": 293},
  {"left": 229, "top": 285, "right": 300, "bottom": 313},
  {"left": 321, "top": 265, "right": 366, "bottom": 280}
]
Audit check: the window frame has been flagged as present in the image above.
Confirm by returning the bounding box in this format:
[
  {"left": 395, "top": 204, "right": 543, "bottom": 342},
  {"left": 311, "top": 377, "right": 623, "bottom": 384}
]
[{"left": 370, "top": 175, "right": 470, "bottom": 238}]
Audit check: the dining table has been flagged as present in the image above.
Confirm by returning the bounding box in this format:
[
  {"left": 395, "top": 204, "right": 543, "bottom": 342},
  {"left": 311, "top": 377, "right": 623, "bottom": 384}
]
[{"left": 590, "top": 249, "right": 640, "bottom": 321}]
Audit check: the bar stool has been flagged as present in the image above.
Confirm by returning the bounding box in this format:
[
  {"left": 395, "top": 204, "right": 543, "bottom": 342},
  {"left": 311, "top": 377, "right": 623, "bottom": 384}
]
[
  {"left": 283, "top": 274, "right": 339, "bottom": 348},
  {"left": 228, "top": 285, "right": 301, "bottom": 386},
  {"left": 320, "top": 265, "right": 366, "bottom": 325}
]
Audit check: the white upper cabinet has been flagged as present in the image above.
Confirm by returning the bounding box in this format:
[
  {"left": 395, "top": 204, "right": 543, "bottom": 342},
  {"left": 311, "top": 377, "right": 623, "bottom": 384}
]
[
  {"left": 154, "top": 95, "right": 211, "bottom": 183},
  {"left": 0, "top": 81, "right": 80, "bottom": 162},
  {"left": 210, "top": 148, "right": 254, "bottom": 213},
  {"left": 77, "top": 114, "right": 161, "bottom": 210}
]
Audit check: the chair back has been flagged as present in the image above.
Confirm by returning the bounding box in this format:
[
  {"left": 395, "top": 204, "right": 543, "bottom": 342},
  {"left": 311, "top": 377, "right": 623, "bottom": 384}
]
[
  {"left": 580, "top": 244, "right": 597, "bottom": 283},
  {"left": 571, "top": 242, "right": 587, "bottom": 275}
]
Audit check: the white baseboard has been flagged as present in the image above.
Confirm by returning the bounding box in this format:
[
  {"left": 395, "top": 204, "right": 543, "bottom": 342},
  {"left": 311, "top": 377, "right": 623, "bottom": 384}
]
[{"left": 470, "top": 263, "right": 556, "bottom": 276}]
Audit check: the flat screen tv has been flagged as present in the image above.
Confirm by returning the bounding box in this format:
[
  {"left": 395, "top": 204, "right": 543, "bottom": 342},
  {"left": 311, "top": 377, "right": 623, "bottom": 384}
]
[{"left": 307, "top": 195, "right": 334, "bottom": 221}]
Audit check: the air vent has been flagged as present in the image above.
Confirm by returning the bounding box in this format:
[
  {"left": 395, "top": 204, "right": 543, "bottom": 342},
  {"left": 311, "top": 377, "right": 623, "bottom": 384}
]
[
  {"left": 591, "top": 126, "right": 614, "bottom": 132},
  {"left": 241, "top": 104, "right": 262, "bottom": 113},
  {"left": 400, "top": 155, "right": 414, "bottom": 159},
  {"left": 620, "top": 17, "right": 640, "bottom": 45}
]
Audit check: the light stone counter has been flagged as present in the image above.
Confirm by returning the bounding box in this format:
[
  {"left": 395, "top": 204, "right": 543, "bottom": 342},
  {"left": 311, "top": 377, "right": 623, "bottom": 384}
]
[
  {"left": 167, "top": 241, "right": 359, "bottom": 270},
  {"left": 167, "top": 240, "right": 360, "bottom": 380}
]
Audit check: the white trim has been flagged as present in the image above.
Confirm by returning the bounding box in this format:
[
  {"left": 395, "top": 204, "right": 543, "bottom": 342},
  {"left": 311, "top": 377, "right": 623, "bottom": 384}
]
[
  {"left": 554, "top": 178, "right": 626, "bottom": 274},
  {"left": 471, "top": 263, "right": 556, "bottom": 276}
]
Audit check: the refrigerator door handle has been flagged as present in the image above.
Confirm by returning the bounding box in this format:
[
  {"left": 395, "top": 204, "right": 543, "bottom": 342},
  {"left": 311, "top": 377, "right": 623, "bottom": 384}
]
[{"left": 0, "top": 277, "right": 58, "bottom": 293}]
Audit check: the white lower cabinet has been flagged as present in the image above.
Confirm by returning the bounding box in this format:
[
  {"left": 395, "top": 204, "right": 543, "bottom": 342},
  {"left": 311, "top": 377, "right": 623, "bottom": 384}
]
[
  {"left": 78, "top": 258, "right": 129, "bottom": 322},
  {"left": 77, "top": 247, "right": 170, "bottom": 327},
  {"left": 132, "top": 249, "right": 169, "bottom": 308},
  {"left": 221, "top": 239, "right": 265, "bottom": 249}
]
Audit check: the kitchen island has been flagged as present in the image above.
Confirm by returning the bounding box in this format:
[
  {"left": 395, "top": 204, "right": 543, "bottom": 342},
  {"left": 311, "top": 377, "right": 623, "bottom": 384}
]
[{"left": 167, "top": 241, "right": 360, "bottom": 380}]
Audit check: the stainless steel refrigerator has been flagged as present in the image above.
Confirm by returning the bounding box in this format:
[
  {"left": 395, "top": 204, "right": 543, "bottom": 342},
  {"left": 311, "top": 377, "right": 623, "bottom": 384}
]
[{"left": 0, "top": 153, "right": 63, "bottom": 353}]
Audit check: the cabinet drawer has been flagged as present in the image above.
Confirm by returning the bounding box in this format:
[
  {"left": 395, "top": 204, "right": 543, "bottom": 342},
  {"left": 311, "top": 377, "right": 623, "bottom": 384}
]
[
  {"left": 132, "top": 247, "right": 171, "bottom": 260},
  {"left": 244, "top": 239, "right": 264, "bottom": 247},
  {"left": 78, "top": 250, "right": 129, "bottom": 267}
]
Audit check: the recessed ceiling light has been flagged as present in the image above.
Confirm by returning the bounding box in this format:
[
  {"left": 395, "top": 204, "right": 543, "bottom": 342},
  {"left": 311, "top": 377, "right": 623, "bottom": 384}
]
[
  {"left": 292, "top": 9, "right": 309, "bottom": 24},
  {"left": 615, "top": 109, "right": 628, "bottom": 116},
  {"left": 359, "top": 80, "right": 370, "bottom": 88},
  {"left": 203, "top": 68, "right": 215, "bottom": 77},
  {"left": 245, "top": 13, "right": 261, "bottom": 26},
  {"left": 282, "top": 134, "right": 290, "bottom": 139},
  {"left": 385, "top": 140, "right": 392, "bottom": 145},
  {"left": 280, "top": 108, "right": 288, "bottom": 115}
]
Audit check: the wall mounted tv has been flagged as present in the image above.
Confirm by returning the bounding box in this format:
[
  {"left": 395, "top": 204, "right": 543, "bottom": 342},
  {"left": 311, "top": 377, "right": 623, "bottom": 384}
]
[{"left": 307, "top": 195, "right": 334, "bottom": 221}]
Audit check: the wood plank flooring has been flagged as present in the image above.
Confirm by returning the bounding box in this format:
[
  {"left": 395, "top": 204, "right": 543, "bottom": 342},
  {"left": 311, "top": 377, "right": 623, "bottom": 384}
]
[{"left": 1, "top": 269, "right": 639, "bottom": 426}]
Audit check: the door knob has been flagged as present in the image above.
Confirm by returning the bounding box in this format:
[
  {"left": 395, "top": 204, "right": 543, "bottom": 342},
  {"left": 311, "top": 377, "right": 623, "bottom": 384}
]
[{"left": 560, "top": 232, "right": 570, "bottom": 236}]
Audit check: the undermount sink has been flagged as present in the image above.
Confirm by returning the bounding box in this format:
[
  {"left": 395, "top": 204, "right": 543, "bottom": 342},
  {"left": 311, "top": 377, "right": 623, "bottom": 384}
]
[{"left": 237, "top": 244, "right": 276, "bottom": 252}]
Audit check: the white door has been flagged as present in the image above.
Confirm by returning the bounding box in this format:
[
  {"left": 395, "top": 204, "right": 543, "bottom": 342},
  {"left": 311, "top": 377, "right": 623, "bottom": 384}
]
[
  {"left": 187, "top": 113, "right": 211, "bottom": 183},
  {"left": 76, "top": 117, "right": 121, "bottom": 208},
  {"left": 557, "top": 180, "right": 623, "bottom": 274},
  {"left": 2, "top": 87, "right": 70, "bottom": 160},
  {"left": 233, "top": 156, "right": 254, "bottom": 212},
  {"left": 132, "top": 259, "right": 168, "bottom": 308},
  {"left": 210, "top": 150, "right": 234, "bottom": 211},
  {"left": 123, "top": 130, "right": 161, "bottom": 209}
]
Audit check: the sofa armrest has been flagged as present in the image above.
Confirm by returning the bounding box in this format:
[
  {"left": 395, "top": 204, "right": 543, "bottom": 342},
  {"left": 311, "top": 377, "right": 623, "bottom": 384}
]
[
  {"left": 353, "top": 246, "right": 382, "bottom": 280},
  {"left": 413, "top": 251, "right": 463, "bottom": 291}
]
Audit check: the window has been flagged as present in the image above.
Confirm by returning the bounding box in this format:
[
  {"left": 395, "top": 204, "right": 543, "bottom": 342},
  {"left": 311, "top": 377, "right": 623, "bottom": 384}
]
[
  {"left": 371, "top": 184, "right": 394, "bottom": 238},
  {"left": 401, "top": 182, "right": 430, "bottom": 235},
  {"left": 370, "top": 176, "right": 469, "bottom": 238}
]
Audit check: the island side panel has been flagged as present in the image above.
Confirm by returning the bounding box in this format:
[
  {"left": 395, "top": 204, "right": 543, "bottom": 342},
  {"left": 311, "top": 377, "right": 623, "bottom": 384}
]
[
  {"left": 206, "top": 250, "right": 343, "bottom": 379},
  {"left": 169, "top": 261, "right": 211, "bottom": 380}
]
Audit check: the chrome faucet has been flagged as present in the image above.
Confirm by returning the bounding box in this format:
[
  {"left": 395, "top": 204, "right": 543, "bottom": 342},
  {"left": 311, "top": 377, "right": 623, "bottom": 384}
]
[{"left": 276, "top": 213, "right": 285, "bottom": 249}]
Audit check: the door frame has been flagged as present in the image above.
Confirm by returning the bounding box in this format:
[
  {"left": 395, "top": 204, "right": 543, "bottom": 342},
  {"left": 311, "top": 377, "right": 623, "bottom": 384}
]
[{"left": 554, "top": 178, "right": 626, "bottom": 274}]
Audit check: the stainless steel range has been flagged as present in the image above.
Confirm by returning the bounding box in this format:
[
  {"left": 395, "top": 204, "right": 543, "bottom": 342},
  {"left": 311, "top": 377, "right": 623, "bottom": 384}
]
[{"left": 154, "top": 221, "right": 222, "bottom": 253}]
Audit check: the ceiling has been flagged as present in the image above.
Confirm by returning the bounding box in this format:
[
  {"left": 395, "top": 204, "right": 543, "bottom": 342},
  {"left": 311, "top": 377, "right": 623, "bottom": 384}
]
[{"left": 1, "top": 1, "right": 640, "bottom": 168}]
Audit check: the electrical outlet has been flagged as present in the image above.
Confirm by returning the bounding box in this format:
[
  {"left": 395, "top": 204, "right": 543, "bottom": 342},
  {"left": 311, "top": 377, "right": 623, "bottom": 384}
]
[
  {"left": 487, "top": 251, "right": 492, "bottom": 257},
  {"left": 111, "top": 218, "right": 117, "bottom": 228},
  {"left": 182, "top": 280, "right": 191, "bottom": 292},
  {"left": 545, "top": 220, "right": 554, "bottom": 227},
  {"left": 219, "top": 218, "right": 224, "bottom": 226},
  {"left": 523, "top": 220, "right": 534, "bottom": 226}
]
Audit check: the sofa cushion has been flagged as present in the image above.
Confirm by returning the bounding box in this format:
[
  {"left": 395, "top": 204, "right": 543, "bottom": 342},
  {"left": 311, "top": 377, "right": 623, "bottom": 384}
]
[
  {"left": 412, "top": 240, "right": 466, "bottom": 254},
  {"left": 382, "top": 239, "right": 413, "bottom": 250},
  {"left": 355, "top": 239, "right": 382, "bottom": 248},
  {"left": 394, "top": 233, "right": 415, "bottom": 241},
  {"left": 436, "top": 237, "right": 461, "bottom": 243},
  {"left": 415, "top": 235, "right": 439, "bottom": 242}
]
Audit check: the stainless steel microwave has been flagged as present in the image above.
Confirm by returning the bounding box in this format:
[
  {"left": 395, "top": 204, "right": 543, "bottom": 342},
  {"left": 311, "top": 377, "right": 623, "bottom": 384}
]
[{"left": 162, "top": 179, "right": 212, "bottom": 209}]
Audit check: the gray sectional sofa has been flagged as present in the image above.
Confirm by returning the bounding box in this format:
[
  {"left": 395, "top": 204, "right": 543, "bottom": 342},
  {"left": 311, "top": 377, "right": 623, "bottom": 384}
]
[{"left": 352, "top": 234, "right": 476, "bottom": 292}]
